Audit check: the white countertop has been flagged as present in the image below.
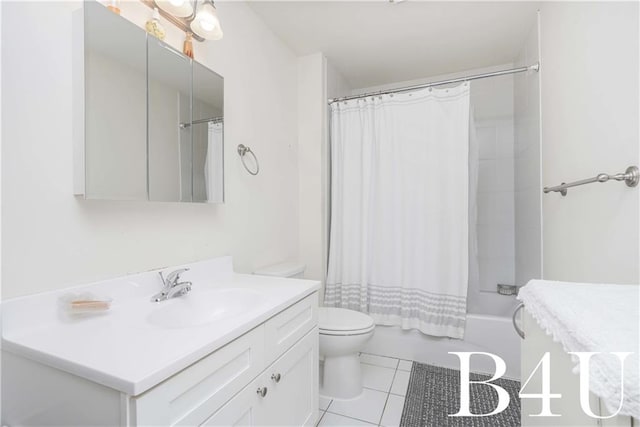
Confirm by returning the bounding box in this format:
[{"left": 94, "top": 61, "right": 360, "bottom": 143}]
[{"left": 2, "top": 257, "right": 320, "bottom": 396}]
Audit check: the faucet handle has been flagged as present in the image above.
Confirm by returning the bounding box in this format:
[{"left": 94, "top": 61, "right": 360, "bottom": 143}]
[
  {"left": 167, "top": 281, "right": 192, "bottom": 298},
  {"left": 176, "top": 281, "right": 192, "bottom": 291},
  {"left": 165, "top": 268, "right": 190, "bottom": 285}
]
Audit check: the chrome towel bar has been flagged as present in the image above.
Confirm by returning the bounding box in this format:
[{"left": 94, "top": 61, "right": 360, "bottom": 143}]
[{"left": 543, "top": 165, "right": 639, "bottom": 196}]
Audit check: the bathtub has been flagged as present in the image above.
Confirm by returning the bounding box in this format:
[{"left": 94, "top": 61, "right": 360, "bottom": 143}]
[{"left": 362, "top": 313, "right": 521, "bottom": 380}]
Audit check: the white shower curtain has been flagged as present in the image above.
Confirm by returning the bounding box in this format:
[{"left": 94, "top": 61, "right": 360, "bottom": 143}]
[{"left": 325, "top": 83, "right": 472, "bottom": 339}]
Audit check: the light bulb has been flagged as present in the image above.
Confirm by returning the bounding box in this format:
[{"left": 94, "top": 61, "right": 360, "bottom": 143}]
[
  {"left": 156, "top": 0, "right": 193, "bottom": 18},
  {"left": 199, "top": 12, "right": 216, "bottom": 31},
  {"left": 190, "top": 1, "right": 222, "bottom": 40}
]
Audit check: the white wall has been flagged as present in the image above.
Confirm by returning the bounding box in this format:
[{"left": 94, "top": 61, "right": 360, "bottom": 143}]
[
  {"left": 514, "top": 16, "right": 543, "bottom": 287},
  {"left": 297, "top": 53, "right": 325, "bottom": 287},
  {"left": 1, "top": 1, "right": 299, "bottom": 299},
  {"left": 539, "top": 2, "right": 639, "bottom": 284},
  {"left": 326, "top": 61, "right": 351, "bottom": 100}
]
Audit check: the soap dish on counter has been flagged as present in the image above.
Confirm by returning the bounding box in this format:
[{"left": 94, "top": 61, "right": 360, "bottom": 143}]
[{"left": 58, "top": 292, "right": 113, "bottom": 314}]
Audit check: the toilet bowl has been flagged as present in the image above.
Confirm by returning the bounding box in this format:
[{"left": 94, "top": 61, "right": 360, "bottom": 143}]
[
  {"left": 254, "top": 261, "right": 375, "bottom": 400},
  {"left": 319, "top": 307, "right": 375, "bottom": 399}
]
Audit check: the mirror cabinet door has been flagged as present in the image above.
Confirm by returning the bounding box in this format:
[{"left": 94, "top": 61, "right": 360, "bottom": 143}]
[
  {"left": 192, "top": 62, "right": 224, "bottom": 203},
  {"left": 147, "top": 38, "right": 192, "bottom": 202},
  {"left": 84, "top": 2, "right": 147, "bottom": 200},
  {"left": 82, "top": 3, "right": 224, "bottom": 203}
]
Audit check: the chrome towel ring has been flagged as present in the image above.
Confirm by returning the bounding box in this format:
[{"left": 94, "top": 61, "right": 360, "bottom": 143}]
[{"left": 237, "top": 144, "right": 259, "bottom": 176}]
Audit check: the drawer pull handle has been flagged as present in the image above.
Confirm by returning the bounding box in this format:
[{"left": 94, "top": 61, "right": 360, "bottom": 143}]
[
  {"left": 256, "top": 387, "right": 268, "bottom": 397},
  {"left": 271, "top": 373, "right": 282, "bottom": 383}
]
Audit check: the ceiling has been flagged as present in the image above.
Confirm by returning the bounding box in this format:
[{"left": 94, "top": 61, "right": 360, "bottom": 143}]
[{"left": 248, "top": 1, "right": 540, "bottom": 89}]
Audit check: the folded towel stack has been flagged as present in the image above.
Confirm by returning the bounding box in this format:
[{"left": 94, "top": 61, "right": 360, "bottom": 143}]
[{"left": 518, "top": 280, "right": 639, "bottom": 419}]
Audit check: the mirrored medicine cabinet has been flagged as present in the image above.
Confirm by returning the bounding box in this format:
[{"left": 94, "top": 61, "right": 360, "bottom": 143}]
[{"left": 75, "top": 1, "right": 224, "bottom": 203}]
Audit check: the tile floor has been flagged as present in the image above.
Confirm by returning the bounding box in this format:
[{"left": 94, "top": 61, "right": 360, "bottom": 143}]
[{"left": 317, "top": 353, "right": 414, "bottom": 427}]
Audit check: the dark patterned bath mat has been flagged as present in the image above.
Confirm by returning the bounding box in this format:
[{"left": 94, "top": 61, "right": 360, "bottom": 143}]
[{"left": 399, "top": 362, "right": 521, "bottom": 427}]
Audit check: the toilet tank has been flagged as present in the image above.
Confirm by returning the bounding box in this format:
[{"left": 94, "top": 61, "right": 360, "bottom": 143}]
[{"left": 253, "top": 261, "right": 306, "bottom": 279}]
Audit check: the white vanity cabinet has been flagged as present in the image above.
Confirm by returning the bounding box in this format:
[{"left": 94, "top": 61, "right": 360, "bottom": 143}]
[
  {"left": 521, "top": 309, "right": 637, "bottom": 427},
  {"left": 131, "top": 293, "right": 318, "bottom": 427},
  {"left": 201, "top": 328, "right": 318, "bottom": 427},
  {"left": 2, "top": 291, "right": 319, "bottom": 427}
]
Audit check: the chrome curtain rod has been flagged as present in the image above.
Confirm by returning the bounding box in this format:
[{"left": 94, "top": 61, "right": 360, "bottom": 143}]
[
  {"left": 179, "top": 116, "right": 223, "bottom": 129},
  {"left": 328, "top": 63, "right": 540, "bottom": 104},
  {"left": 543, "top": 166, "right": 639, "bottom": 196}
]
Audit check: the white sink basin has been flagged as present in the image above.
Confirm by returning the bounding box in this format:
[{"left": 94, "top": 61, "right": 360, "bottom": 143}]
[{"left": 147, "top": 288, "right": 267, "bottom": 328}]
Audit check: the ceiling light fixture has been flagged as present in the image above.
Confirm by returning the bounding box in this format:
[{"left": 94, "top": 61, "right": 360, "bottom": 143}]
[
  {"left": 190, "top": 0, "right": 223, "bottom": 40},
  {"left": 155, "top": 0, "right": 193, "bottom": 18},
  {"left": 142, "top": 0, "right": 223, "bottom": 42}
]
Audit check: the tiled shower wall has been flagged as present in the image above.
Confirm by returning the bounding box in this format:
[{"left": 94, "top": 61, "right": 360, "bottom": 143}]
[
  {"left": 471, "top": 17, "right": 542, "bottom": 316},
  {"left": 514, "top": 19, "right": 542, "bottom": 287},
  {"left": 476, "top": 119, "right": 516, "bottom": 293}
]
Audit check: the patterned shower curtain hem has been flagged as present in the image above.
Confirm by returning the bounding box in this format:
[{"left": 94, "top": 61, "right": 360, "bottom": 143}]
[{"left": 325, "top": 283, "right": 467, "bottom": 339}]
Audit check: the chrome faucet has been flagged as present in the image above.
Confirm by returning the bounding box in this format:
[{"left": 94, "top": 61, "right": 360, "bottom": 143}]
[{"left": 151, "top": 268, "right": 192, "bottom": 302}]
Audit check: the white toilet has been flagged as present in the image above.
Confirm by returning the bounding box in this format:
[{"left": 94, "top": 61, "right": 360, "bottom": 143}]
[
  {"left": 317, "top": 307, "right": 375, "bottom": 399},
  {"left": 254, "top": 261, "right": 375, "bottom": 400}
]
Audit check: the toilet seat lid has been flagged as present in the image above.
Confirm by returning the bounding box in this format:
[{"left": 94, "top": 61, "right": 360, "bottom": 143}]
[{"left": 319, "top": 307, "right": 375, "bottom": 332}]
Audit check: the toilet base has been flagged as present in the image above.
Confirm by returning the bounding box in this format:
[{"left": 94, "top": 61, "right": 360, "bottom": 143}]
[{"left": 321, "top": 354, "right": 363, "bottom": 399}]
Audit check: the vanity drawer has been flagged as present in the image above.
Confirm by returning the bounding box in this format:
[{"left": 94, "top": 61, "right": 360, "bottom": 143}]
[
  {"left": 264, "top": 293, "right": 318, "bottom": 364},
  {"left": 131, "top": 325, "right": 266, "bottom": 427}
]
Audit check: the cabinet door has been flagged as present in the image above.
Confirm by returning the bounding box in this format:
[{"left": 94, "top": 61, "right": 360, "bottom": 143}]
[
  {"left": 264, "top": 328, "right": 319, "bottom": 427},
  {"left": 200, "top": 374, "right": 269, "bottom": 427},
  {"left": 199, "top": 329, "right": 318, "bottom": 427},
  {"left": 191, "top": 62, "right": 224, "bottom": 204},
  {"left": 83, "top": 1, "right": 147, "bottom": 200},
  {"left": 147, "top": 37, "right": 192, "bottom": 202}
]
